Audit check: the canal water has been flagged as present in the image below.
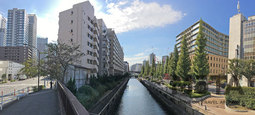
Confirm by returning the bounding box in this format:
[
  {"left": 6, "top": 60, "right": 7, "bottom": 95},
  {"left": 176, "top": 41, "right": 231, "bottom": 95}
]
[{"left": 116, "top": 77, "right": 172, "bottom": 115}]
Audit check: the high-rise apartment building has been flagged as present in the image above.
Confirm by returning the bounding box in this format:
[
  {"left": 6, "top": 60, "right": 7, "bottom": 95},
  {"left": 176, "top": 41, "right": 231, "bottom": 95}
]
[
  {"left": 108, "top": 29, "right": 124, "bottom": 75},
  {"left": 37, "top": 37, "right": 48, "bottom": 60},
  {"left": 228, "top": 1, "right": 255, "bottom": 86},
  {"left": 27, "top": 14, "right": 37, "bottom": 60},
  {"left": 58, "top": 1, "right": 99, "bottom": 80},
  {"left": 0, "top": 46, "right": 32, "bottom": 64},
  {"left": 0, "top": 14, "right": 7, "bottom": 46},
  {"left": 98, "top": 19, "right": 110, "bottom": 76},
  {"left": 6, "top": 8, "right": 28, "bottom": 46},
  {"left": 176, "top": 19, "right": 229, "bottom": 80},
  {"left": 149, "top": 53, "right": 155, "bottom": 65}
]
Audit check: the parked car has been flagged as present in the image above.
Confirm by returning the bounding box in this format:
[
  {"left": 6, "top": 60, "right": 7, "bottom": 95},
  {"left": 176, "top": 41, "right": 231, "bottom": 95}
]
[{"left": 18, "top": 75, "right": 27, "bottom": 80}]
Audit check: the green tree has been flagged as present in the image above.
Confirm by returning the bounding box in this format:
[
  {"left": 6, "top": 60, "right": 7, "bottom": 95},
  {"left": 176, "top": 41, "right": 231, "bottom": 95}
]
[
  {"left": 191, "top": 20, "right": 209, "bottom": 80},
  {"left": 46, "top": 42, "right": 85, "bottom": 81},
  {"left": 169, "top": 45, "right": 179, "bottom": 81},
  {"left": 241, "top": 60, "right": 255, "bottom": 87},
  {"left": 228, "top": 59, "right": 242, "bottom": 86},
  {"left": 150, "top": 58, "right": 156, "bottom": 78},
  {"left": 144, "top": 61, "right": 150, "bottom": 77},
  {"left": 163, "top": 57, "right": 169, "bottom": 75},
  {"left": 139, "top": 65, "right": 145, "bottom": 78},
  {"left": 20, "top": 59, "right": 38, "bottom": 78},
  {"left": 176, "top": 35, "right": 191, "bottom": 81}
]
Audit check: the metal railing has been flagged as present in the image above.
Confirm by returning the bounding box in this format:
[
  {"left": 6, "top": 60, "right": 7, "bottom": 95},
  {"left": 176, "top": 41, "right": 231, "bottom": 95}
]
[
  {"left": 0, "top": 87, "right": 33, "bottom": 110},
  {"left": 57, "top": 81, "right": 89, "bottom": 115}
]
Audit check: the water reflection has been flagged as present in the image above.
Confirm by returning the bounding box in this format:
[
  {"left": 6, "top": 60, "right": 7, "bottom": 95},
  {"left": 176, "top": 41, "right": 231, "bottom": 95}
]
[{"left": 116, "top": 78, "right": 168, "bottom": 115}]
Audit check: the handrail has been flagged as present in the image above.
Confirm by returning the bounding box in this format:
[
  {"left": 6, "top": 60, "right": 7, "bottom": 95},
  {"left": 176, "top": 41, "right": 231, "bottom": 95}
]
[{"left": 57, "top": 81, "right": 89, "bottom": 115}]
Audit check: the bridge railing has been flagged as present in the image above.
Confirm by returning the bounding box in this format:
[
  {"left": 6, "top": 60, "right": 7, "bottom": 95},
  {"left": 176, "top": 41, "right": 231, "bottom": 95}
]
[
  {"left": 0, "top": 86, "right": 33, "bottom": 110},
  {"left": 57, "top": 81, "right": 89, "bottom": 115}
]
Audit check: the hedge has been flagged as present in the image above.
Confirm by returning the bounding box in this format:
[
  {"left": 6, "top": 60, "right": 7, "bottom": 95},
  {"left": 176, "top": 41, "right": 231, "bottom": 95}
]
[
  {"left": 171, "top": 81, "right": 191, "bottom": 87},
  {"left": 225, "top": 85, "right": 255, "bottom": 110}
]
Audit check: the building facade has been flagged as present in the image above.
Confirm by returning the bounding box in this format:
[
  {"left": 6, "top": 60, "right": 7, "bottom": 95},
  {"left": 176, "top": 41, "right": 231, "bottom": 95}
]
[
  {"left": 176, "top": 19, "right": 229, "bottom": 79},
  {"left": 98, "top": 19, "right": 110, "bottom": 76},
  {"left": 149, "top": 53, "right": 155, "bottom": 65},
  {"left": 0, "top": 60, "right": 25, "bottom": 80},
  {"left": 228, "top": 2, "right": 255, "bottom": 86},
  {"left": 27, "top": 14, "right": 37, "bottom": 60},
  {"left": 0, "top": 46, "right": 32, "bottom": 64},
  {"left": 58, "top": 1, "right": 99, "bottom": 80},
  {"left": 6, "top": 8, "right": 28, "bottom": 46},
  {"left": 108, "top": 29, "right": 124, "bottom": 75},
  {"left": 124, "top": 61, "right": 129, "bottom": 73},
  {"left": 37, "top": 37, "right": 48, "bottom": 60},
  {"left": 0, "top": 14, "right": 7, "bottom": 46},
  {"left": 130, "top": 63, "right": 142, "bottom": 72},
  {"left": 162, "top": 55, "right": 168, "bottom": 65}
]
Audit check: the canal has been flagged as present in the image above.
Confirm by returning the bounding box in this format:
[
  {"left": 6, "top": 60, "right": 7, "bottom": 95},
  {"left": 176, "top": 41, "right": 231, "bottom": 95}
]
[{"left": 116, "top": 77, "right": 174, "bottom": 115}]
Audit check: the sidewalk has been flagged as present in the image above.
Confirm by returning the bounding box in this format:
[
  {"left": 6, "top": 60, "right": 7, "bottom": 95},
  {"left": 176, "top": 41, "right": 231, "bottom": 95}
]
[{"left": 0, "top": 89, "right": 60, "bottom": 115}]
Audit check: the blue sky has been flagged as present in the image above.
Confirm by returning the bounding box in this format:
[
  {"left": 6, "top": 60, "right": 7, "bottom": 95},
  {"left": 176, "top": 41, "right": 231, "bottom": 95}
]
[{"left": 0, "top": 0, "right": 255, "bottom": 66}]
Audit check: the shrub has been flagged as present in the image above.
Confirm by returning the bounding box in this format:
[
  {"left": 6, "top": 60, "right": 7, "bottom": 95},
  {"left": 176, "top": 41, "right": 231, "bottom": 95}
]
[
  {"left": 32, "top": 85, "right": 45, "bottom": 92},
  {"left": 67, "top": 78, "right": 77, "bottom": 95},
  {"left": 225, "top": 86, "right": 255, "bottom": 110},
  {"left": 194, "top": 81, "right": 207, "bottom": 93}
]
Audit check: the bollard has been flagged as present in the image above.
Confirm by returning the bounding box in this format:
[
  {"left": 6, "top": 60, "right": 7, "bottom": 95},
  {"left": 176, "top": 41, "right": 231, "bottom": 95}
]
[
  {"left": 14, "top": 89, "right": 15, "bottom": 96},
  {"left": 205, "top": 105, "right": 207, "bottom": 110}
]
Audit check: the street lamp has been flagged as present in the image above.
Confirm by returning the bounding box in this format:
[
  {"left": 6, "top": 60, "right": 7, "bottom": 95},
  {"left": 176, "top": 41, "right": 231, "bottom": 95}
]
[{"left": 24, "top": 44, "right": 40, "bottom": 90}]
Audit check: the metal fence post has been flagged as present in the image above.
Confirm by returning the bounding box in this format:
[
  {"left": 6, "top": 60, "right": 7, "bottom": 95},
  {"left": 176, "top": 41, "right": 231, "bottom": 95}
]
[{"left": 1, "top": 91, "right": 3, "bottom": 110}]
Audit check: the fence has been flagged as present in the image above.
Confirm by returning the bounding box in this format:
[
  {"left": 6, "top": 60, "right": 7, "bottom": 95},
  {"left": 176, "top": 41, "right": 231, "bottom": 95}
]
[
  {"left": 0, "top": 87, "right": 33, "bottom": 110},
  {"left": 57, "top": 81, "right": 89, "bottom": 115}
]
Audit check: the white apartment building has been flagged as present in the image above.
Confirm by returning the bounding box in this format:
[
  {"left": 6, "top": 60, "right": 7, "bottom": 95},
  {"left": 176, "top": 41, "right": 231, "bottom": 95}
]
[
  {"left": 98, "top": 19, "right": 110, "bottom": 76},
  {"left": 108, "top": 29, "right": 124, "bottom": 75},
  {"left": 0, "top": 14, "right": 6, "bottom": 46},
  {"left": 0, "top": 60, "right": 24, "bottom": 80},
  {"left": 124, "top": 61, "right": 129, "bottom": 73},
  {"left": 58, "top": 1, "right": 99, "bottom": 84},
  {"left": 131, "top": 63, "right": 142, "bottom": 72}
]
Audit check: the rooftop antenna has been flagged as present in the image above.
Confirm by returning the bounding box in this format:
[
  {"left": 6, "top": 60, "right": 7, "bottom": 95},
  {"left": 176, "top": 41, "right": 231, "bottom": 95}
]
[{"left": 237, "top": 0, "right": 240, "bottom": 14}]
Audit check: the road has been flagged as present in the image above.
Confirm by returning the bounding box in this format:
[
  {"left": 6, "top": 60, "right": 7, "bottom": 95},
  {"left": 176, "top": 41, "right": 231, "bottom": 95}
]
[{"left": 0, "top": 77, "right": 50, "bottom": 96}]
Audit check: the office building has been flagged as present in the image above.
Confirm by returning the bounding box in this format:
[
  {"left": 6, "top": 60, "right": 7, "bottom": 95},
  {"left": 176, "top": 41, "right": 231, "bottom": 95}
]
[
  {"left": 0, "top": 60, "right": 25, "bottom": 80},
  {"left": 176, "top": 19, "right": 229, "bottom": 80},
  {"left": 143, "top": 60, "right": 147, "bottom": 66},
  {"left": 0, "top": 46, "right": 32, "bottom": 64},
  {"left": 58, "top": 1, "right": 100, "bottom": 84},
  {"left": 37, "top": 37, "right": 48, "bottom": 60},
  {"left": 27, "top": 14, "right": 37, "bottom": 60},
  {"left": 0, "top": 14, "right": 6, "bottom": 46},
  {"left": 228, "top": 1, "right": 255, "bottom": 86},
  {"left": 149, "top": 53, "right": 155, "bottom": 65},
  {"left": 124, "top": 61, "right": 129, "bottom": 73},
  {"left": 6, "top": 8, "right": 28, "bottom": 46},
  {"left": 130, "top": 63, "right": 142, "bottom": 72},
  {"left": 98, "top": 19, "right": 110, "bottom": 76},
  {"left": 108, "top": 29, "right": 124, "bottom": 75}
]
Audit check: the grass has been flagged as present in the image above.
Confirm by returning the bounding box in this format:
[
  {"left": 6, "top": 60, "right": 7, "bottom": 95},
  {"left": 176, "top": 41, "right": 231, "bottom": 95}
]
[
  {"left": 11, "top": 79, "right": 15, "bottom": 82},
  {"left": 189, "top": 91, "right": 210, "bottom": 98}
]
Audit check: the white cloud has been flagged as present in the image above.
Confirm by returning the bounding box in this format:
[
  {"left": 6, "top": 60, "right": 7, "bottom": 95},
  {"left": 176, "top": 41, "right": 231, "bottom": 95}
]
[
  {"left": 37, "top": 0, "right": 184, "bottom": 42},
  {"left": 134, "top": 52, "right": 144, "bottom": 57},
  {"left": 97, "top": 0, "right": 184, "bottom": 33}
]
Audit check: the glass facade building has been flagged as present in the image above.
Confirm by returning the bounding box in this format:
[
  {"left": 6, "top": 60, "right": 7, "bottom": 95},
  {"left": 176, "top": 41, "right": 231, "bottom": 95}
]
[{"left": 243, "top": 16, "right": 255, "bottom": 60}]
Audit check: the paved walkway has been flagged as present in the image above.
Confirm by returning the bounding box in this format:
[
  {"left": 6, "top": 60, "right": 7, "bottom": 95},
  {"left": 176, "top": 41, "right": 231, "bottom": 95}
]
[{"left": 0, "top": 89, "right": 60, "bottom": 115}]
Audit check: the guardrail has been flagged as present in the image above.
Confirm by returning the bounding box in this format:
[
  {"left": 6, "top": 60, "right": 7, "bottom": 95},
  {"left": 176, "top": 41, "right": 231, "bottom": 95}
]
[
  {"left": 57, "top": 81, "right": 89, "bottom": 115},
  {"left": 0, "top": 87, "right": 33, "bottom": 110}
]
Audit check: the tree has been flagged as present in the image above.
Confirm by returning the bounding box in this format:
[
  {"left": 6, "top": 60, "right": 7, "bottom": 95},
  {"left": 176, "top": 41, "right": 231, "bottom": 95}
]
[
  {"left": 139, "top": 65, "right": 145, "bottom": 78},
  {"left": 191, "top": 20, "right": 209, "bottom": 80},
  {"left": 176, "top": 35, "right": 191, "bottom": 81},
  {"left": 150, "top": 58, "right": 156, "bottom": 78},
  {"left": 228, "top": 59, "right": 242, "bottom": 86},
  {"left": 241, "top": 60, "right": 255, "bottom": 87},
  {"left": 169, "top": 45, "right": 179, "bottom": 81},
  {"left": 20, "top": 59, "right": 38, "bottom": 78},
  {"left": 144, "top": 61, "right": 150, "bottom": 77},
  {"left": 163, "top": 56, "right": 169, "bottom": 75},
  {"left": 46, "top": 42, "right": 85, "bottom": 81}
]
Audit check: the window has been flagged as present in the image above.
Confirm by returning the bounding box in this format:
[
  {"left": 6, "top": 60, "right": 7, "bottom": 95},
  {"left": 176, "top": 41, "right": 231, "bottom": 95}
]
[
  {"left": 71, "top": 20, "right": 73, "bottom": 24},
  {"left": 71, "top": 29, "right": 73, "bottom": 33},
  {"left": 71, "top": 11, "right": 73, "bottom": 15}
]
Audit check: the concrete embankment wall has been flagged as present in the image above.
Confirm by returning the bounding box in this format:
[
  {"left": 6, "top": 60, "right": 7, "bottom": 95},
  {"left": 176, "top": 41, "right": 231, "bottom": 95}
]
[
  {"left": 89, "top": 78, "right": 129, "bottom": 115},
  {"left": 140, "top": 80, "right": 203, "bottom": 115}
]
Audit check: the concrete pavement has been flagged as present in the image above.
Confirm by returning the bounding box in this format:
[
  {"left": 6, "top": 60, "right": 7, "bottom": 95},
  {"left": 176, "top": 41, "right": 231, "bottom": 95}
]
[{"left": 0, "top": 89, "right": 60, "bottom": 115}]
